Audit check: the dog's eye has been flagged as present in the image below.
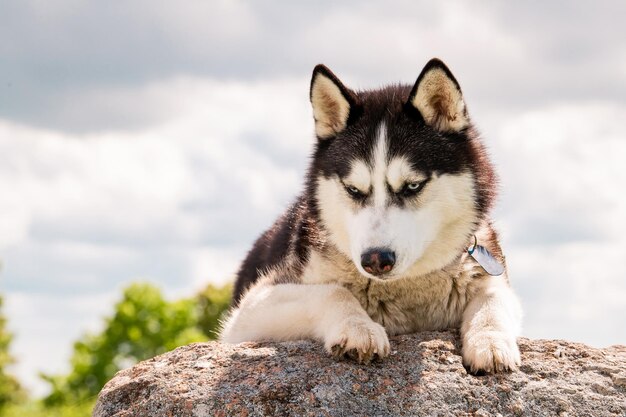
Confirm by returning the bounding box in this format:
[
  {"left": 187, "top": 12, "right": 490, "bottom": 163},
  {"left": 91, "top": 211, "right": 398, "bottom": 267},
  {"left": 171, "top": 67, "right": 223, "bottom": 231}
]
[
  {"left": 400, "top": 181, "right": 425, "bottom": 197},
  {"left": 345, "top": 185, "right": 366, "bottom": 199}
]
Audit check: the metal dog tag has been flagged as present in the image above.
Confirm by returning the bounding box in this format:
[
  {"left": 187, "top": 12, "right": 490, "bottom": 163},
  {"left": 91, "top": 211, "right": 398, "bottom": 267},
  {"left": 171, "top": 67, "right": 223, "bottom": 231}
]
[{"left": 468, "top": 241, "right": 505, "bottom": 276}]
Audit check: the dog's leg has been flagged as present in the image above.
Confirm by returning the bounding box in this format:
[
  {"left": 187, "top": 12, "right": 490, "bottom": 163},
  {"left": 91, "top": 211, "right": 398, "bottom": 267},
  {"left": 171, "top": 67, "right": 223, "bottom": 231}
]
[
  {"left": 461, "top": 276, "right": 522, "bottom": 373},
  {"left": 220, "top": 283, "right": 390, "bottom": 362}
]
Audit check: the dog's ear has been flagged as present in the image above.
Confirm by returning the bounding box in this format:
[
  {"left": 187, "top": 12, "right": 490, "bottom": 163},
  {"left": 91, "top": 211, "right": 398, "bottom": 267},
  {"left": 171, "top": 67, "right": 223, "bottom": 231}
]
[
  {"left": 407, "top": 58, "right": 469, "bottom": 132},
  {"left": 310, "top": 65, "right": 357, "bottom": 139}
]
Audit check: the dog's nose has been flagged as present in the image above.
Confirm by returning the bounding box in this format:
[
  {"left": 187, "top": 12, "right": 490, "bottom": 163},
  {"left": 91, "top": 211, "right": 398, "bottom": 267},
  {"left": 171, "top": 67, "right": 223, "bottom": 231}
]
[{"left": 360, "top": 248, "right": 396, "bottom": 276}]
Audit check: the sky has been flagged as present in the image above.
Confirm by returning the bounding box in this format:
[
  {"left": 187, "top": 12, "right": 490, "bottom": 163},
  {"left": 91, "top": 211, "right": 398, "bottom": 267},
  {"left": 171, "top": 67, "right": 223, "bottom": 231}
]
[{"left": 1, "top": 0, "right": 625, "bottom": 397}]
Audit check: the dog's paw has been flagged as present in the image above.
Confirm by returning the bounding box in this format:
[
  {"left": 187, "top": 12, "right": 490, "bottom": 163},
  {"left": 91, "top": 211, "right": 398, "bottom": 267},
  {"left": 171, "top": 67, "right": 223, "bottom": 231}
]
[
  {"left": 324, "top": 316, "right": 390, "bottom": 363},
  {"left": 462, "top": 330, "right": 520, "bottom": 374}
]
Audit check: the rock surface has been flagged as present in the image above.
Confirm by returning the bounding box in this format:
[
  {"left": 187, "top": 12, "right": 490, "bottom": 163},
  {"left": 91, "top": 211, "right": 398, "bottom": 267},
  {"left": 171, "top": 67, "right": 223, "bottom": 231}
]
[{"left": 93, "top": 331, "right": 626, "bottom": 416}]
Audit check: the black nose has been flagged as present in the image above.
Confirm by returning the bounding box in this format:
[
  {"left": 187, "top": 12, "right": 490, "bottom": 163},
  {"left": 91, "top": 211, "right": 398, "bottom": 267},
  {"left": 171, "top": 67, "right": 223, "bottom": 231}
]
[{"left": 360, "top": 248, "right": 396, "bottom": 276}]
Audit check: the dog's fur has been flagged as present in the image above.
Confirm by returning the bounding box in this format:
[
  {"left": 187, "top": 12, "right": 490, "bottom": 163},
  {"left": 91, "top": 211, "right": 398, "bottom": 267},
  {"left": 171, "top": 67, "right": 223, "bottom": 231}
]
[{"left": 220, "top": 58, "right": 522, "bottom": 373}]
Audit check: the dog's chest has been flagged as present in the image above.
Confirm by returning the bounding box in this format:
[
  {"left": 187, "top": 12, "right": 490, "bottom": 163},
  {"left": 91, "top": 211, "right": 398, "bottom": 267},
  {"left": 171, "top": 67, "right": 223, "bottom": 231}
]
[{"left": 343, "top": 269, "right": 474, "bottom": 335}]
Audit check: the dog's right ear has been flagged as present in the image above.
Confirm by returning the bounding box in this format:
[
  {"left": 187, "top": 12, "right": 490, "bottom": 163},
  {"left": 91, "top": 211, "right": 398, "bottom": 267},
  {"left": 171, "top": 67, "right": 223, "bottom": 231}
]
[{"left": 310, "top": 65, "right": 358, "bottom": 139}]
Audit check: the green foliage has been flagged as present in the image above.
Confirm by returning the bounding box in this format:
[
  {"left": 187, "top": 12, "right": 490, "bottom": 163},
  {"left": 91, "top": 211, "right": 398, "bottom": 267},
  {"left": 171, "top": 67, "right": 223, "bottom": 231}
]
[
  {"left": 2, "top": 400, "right": 95, "bottom": 417},
  {"left": 0, "top": 296, "right": 23, "bottom": 414},
  {"left": 41, "top": 283, "right": 212, "bottom": 406},
  {"left": 196, "top": 283, "right": 232, "bottom": 338}
]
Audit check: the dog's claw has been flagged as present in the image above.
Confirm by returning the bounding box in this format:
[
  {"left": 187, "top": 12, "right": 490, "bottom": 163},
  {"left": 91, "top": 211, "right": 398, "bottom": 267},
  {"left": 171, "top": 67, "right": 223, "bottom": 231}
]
[
  {"left": 325, "top": 316, "right": 390, "bottom": 364},
  {"left": 462, "top": 331, "right": 520, "bottom": 374}
]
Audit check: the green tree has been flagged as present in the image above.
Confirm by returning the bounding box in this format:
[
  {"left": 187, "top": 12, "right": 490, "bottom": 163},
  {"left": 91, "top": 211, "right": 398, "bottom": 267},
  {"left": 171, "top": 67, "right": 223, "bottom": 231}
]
[
  {"left": 42, "top": 283, "right": 208, "bottom": 406},
  {"left": 196, "top": 283, "right": 232, "bottom": 338},
  {"left": 0, "top": 295, "right": 23, "bottom": 414}
]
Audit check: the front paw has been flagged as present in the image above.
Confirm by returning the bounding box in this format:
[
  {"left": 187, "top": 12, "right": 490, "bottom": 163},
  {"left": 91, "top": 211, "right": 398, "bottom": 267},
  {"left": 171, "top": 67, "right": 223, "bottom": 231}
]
[
  {"left": 462, "top": 330, "right": 520, "bottom": 374},
  {"left": 324, "top": 316, "right": 390, "bottom": 363}
]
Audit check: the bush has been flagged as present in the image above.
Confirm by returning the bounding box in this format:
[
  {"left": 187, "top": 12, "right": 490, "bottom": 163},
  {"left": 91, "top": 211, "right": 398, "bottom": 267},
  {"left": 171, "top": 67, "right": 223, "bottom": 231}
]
[
  {"left": 0, "top": 296, "right": 23, "bottom": 414},
  {"left": 41, "top": 283, "right": 213, "bottom": 406},
  {"left": 196, "top": 283, "right": 232, "bottom": 338},
  {"left": 2, "top": 400, "right": 95, "bottom": 417}
]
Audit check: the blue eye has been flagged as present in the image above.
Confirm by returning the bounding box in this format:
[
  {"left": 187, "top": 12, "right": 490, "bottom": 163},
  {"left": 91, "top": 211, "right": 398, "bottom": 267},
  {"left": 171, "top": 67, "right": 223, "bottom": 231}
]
[
  {"left": 400, "top": 181, "right": 425, "bottom": 196},
  {"left": 345, "top": 185, "right": 365, "bottom": 199}
]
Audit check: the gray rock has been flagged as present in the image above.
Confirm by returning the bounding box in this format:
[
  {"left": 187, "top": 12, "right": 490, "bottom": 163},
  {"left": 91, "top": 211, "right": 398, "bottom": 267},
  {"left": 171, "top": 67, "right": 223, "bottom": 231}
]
[{"left": 93, "top": 331, "right": 626, "bottom": 416}]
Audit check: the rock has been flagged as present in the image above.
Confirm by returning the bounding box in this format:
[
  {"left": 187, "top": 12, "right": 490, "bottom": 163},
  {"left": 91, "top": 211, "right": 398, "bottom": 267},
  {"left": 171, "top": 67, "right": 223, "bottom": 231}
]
[{"left": 93, "top": 331, "right": 626, "bottom": 416}]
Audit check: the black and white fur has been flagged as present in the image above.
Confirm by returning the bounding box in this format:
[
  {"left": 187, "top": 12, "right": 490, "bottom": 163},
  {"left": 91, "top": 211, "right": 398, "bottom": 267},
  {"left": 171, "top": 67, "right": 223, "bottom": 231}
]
[{"left": 220, "top": 58, "right": 522, "bottom": 373}]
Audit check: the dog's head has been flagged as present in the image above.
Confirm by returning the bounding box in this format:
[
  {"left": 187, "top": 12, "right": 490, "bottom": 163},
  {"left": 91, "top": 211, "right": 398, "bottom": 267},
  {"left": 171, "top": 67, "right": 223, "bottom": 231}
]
[{"left": 309, "top": 58, "right": 496, "bottom": 280}]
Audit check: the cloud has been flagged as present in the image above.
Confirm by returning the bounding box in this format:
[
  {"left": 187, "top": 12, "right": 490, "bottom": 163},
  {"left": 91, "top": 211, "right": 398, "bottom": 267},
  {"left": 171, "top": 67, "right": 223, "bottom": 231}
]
[
  {"left": 0, "top": 76, "right": 311, "bottom": 248},
  {"left": 491, "top": 102, "right": 626, "bottom": 347},
  {"left": 492, "top": 102, "right": 626, "bottom": 246},
  {"left": 509, "top": 242, "right": 626, "bottom": 347},
  {"left": 1, "top": 1, "right": 624, "bottom": 132}
]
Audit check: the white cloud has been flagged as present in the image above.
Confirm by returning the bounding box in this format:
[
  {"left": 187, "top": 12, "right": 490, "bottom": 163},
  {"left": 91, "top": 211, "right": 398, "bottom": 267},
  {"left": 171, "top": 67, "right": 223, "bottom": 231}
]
[
  {"left": 491, "top": 102, "right": 626, "bottom": 347},
  {"left": 3, "top": 1, "right": 624, "bottom": 131},
  {"left": 492, "top": 102, "right": 626, "bottom": 245},
  {"left": 508, "top": 242, "right": 626, "bottom": 347},
  {"left": 0, "top": 76, "right": 310, "bottom": 249}
]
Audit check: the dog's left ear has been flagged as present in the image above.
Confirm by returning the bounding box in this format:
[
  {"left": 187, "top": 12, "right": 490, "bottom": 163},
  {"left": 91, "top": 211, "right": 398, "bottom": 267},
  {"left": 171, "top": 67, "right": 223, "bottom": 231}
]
[
  {"left": 407, "top": 58, "right": 469, "bottom": 132},
  {"left": 310, "top": 64, "right": 358, "bottom": 139}
]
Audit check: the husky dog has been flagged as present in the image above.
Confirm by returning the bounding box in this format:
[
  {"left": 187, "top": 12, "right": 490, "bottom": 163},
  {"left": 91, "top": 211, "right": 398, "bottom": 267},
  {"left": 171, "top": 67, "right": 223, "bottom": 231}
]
[{"left": 220, "top": 58, "right": 522, "bottom": 373}]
